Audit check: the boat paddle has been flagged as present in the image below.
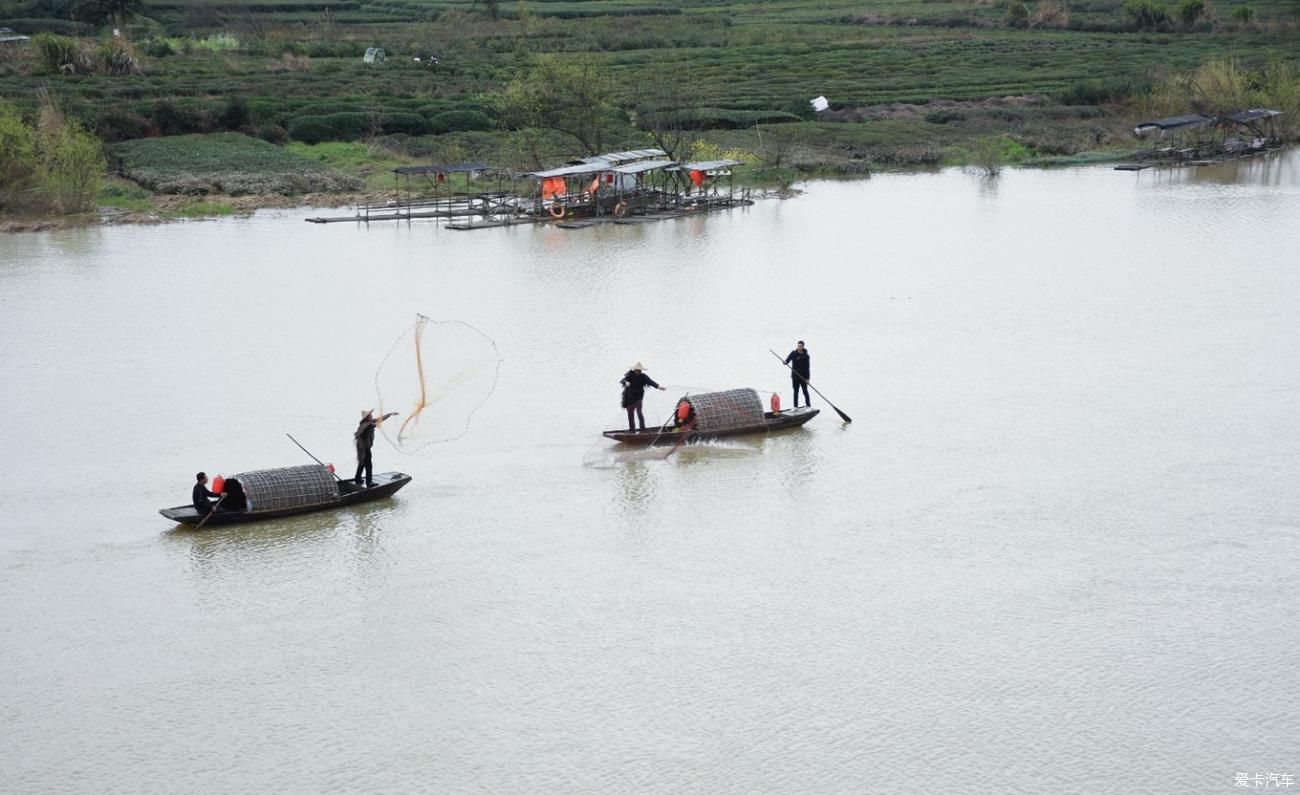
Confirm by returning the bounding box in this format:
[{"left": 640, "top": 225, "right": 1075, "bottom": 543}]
[
  {"left": 768, "top": 348, "right": 852, "bottom": 423},
  {"left": 194, "top": 493, "right": 226, "bottom": 531},
  {"left": 661, "top": 402, "right": 693, "bottom": 459}
]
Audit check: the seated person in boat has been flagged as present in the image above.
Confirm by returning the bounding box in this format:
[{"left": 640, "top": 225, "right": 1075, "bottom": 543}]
[
  {"left": 219, "top": 477, "right": 248, "bottom": 512},
  {"left": 192, "top": 472, "right": 221, "bottom": 515}
]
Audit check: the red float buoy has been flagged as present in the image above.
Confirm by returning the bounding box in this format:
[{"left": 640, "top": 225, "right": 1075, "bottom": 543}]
[
  {"left": 211, "top": 475, "right": 225, "bottom": 495},
  {"left": 770, "top": 393, "right": 781, "bottom": 412}
]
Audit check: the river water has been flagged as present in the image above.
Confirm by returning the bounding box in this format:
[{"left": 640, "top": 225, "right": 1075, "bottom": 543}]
[{"left": 2, "top": 152, "right": 1298, "bottom": 793}]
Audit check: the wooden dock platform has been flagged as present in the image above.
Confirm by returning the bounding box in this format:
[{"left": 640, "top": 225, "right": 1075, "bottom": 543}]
[
  {"left": 306, "top": 207, "right": 525, "bottom": 224},
  {"left": 304, "top": 187, "right": 753, "bottom": 230},
  {"left": 446, "top": 217, "right": 542, "bottom": 231}
]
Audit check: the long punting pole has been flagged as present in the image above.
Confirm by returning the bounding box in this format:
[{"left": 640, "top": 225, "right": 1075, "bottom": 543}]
[
  {"left": 285, "top": 432, "right": 343, "bottom": 481},
  {"left": 768, "top": 349, "right": 853, "bottom": 424}
]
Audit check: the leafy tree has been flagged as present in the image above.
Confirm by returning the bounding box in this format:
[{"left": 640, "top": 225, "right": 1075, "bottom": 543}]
[
  {"left": 219, "top": 96, "right": 250, "bottom": 131},
  {"left": 1177, "top": 0, "right": 1208, "bottom": 26},
  {"left": 632, "top": 78, "right": 704, "bottom": 161},
  {"left": 72, "top": 0, "right": 144, "bottom": 29},
  {"left": 0, "top": 98, "right": 105, "bottom": 214},
  {"left": 755, "top": 124, "right": 796, "bottom": 169},
  {"left": 0, "top": 102, "right": 42, "bottom": 213},
  {"left": 497, "top": 55, "right": 615, "bottom": 156},
  {"left": 1005, "top": 1, "right": 1030, "bottom": 27},
  {"left": 40, "top": 110, "right": 106, "bottom": 212},
  {"left": 1123, "top": 0, "right": 1170, "bottom": 28}
]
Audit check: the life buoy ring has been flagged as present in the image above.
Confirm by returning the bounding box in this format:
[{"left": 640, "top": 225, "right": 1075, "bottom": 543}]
[
  {"left": 548, "top": 201, "right": 565, "bottom": 219},
  {"left": 613, "top": 201, "right": 628, "bottom": 218}
]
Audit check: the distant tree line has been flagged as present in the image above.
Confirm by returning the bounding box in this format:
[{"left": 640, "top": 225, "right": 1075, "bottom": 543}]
[{"left": 2, "top": 0, "right": 142, "bottom": 28}]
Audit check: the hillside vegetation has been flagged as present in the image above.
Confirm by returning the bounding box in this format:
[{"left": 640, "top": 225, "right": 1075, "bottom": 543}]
[{"left": 0, "top": 0, "right": 1297, "bottom": 212}]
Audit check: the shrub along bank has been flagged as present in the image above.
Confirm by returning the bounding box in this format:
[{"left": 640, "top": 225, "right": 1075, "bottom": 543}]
[{"left": 0, "top": 98, "right": 104, "bottom": 215}]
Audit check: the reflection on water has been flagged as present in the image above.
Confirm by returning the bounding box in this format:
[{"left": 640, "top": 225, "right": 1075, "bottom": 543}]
[
  {"left": 614, "top": 460, "right": 655, "bottom": 523},
  {"left": 2, "top": 151, "right": 1299, "bottom": 793},
  {"left": 774, "top": 426, "right": 819, "bottom": 492},
  {"left": 168, "top": 500, "right": 399, "bottom": 604},
  {"left": 1132, "top": 148, "right": 1300, "bottom": 188},
  {"left": 1187, "top": 149, "right": 1299, "bottom": 186}
]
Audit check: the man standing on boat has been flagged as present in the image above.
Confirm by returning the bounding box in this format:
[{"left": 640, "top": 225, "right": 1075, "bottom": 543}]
[
  {"left": 192, "top": 472, "right": 220, "bottom": 515},
  {"left": 355, "top": 409, "right": 398, "bottom": 486},
  {"left": 621, "top": 362, "right": 666, "bottom": 431},
  {"left": 784, "top": 341, "right": 812, "bottom": 408}
]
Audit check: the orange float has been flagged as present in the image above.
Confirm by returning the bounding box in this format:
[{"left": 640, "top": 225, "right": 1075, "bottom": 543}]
[{"left": 676, "top": 400, "right": 693, "bottom": 424}]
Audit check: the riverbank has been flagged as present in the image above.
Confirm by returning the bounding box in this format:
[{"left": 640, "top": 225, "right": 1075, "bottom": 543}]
[
  {"left": 0, "top": 110, "right": 1158, "bottom": 233},
  {"left": 0, "top": 189, "right": 385, "bottom": 233},
  {"left": 0, "top": 143, "right": 1231, "bottom": 234},
  {"left": 3, "top": 0, "right": 1297, "bottom": 232}
]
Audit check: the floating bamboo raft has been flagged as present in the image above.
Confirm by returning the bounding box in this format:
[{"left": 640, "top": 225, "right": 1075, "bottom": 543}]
[{"left": 304, "top": 151, "right": 753, "bottom": 231}]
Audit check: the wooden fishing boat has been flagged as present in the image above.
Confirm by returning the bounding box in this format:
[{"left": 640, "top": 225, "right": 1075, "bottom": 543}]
[
  {"left": 603, "top": 388, "right": 819, "bottom": 446},
  {"left": 159, "top": 464, "right": 411, "bottom": 527}
]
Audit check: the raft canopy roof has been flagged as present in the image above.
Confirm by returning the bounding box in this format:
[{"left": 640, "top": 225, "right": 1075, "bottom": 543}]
[
  {"left": 525, "top": 162, "right": 610, "bottom": 179},
  {"left": 1226, "top": 108, "right": 1282, "bottom": 124},
  {"left": 577, "top": 148, "right": 666, "bottom": 166},
  {"left": 609, "top": 159, "right": 676, "bottom": 174},
  {"left": 526, "top": 148, "right": 669, "bottom": 179},
  {"left": 1133, "top": 113, "right": 1215, "bottom": 137},
  {"left": 392, "top": 162, "right": 490, "bottom": 175},
  {"left": 669, "top": 159, "right": 744, "bottom": 172}
]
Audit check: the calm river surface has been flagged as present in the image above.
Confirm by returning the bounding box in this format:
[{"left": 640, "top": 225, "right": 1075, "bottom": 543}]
[{"left": 2, "top": 152, "right": 1299, "bottom": 794}]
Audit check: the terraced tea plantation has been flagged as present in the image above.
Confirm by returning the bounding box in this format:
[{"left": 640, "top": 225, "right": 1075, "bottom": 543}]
[{"left": 1, "top": 0, "right": 1297, "bottom": 184}]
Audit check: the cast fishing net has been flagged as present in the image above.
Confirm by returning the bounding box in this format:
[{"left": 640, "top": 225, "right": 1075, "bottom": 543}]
[{"left": 374, "top": 315, "right": 503, "bottom": 453}]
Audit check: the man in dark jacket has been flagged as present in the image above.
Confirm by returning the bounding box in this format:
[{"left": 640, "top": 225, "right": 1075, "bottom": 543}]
[
  {"left": 621, "top": 361, "right": 666, "bottom": 431},
  {"left": 192, "top": 472, "right": 219, "bottom": 515},
  {"left": 355, "top": 409, "right": 398, "bottom": 486},
  {"left": 784, "top": 340, "right": 811, "bottom": 408}
]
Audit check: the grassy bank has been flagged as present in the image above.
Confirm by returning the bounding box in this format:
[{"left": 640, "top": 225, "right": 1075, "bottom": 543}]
[
  {"left": 1, "top": 0, "right": 1298, "bottom": 222},
  {"left": 111, "top": 132, "right": 362, "bottom": 193}
]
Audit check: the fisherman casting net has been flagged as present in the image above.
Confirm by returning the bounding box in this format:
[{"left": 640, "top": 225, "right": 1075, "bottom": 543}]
[{"left": 374, "top": 315, "right": 502, "bottom": 453}]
